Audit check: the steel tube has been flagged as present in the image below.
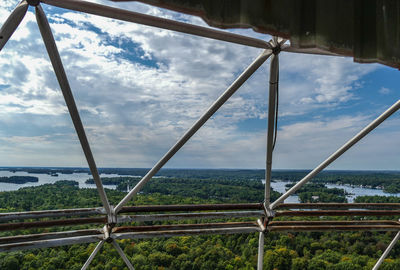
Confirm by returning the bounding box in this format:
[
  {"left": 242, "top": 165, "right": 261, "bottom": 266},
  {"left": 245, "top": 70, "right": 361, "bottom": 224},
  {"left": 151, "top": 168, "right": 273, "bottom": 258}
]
[
  {"left": 265, "top": 52, "right": 279, "bottom": 206},
  {"left": 372, "top": 231, "right": 400, "bottom": 270},
  {"left": 114, "top": 227, "right": 260, "bottom": 240},
  {"left": 81, "top": 241, "right": 105, "bottom": 270},
  {"left": 41, "top": 0, "right": 270, "bottom": 49},
  {"left": 0, "top": 0, "right": 28, "bottom": 51},
  {"left": 119, "top": 203, "right": 263, "bottom": 213},
  {"left": 115, "top": 50, "right": 272, "bottom": 213},
  {"left": 0, "top": 229, "right": 101, "bottom": 245},
  {"left": 271, "top": 99, "right": 400, "bottom": 209},
  {"left": 35, "top": 5, "right": 112, "bottom": 215},
  {"left": 117, "top": 211, "right": 264, "bottom": 223},
  {"left": 275, "top": 210, "right": 400, "bottom": 217},
  {"left": 0, "top": 235, "right": 102, "bottom": 252},
  {"left": 0, "top": 207, "right": 105, "bottom": 222},
  {"left": 113, "top": 222, "right": 257, "bottom": 233},
  {"left": 276, "top": 203, "right": 400, "bottom": 210},
  {"left": 0, "top": 217, "right": 106, "bottom": 231},
  {"left": 268, "top": 225, "right": 400, "bottom": 232},
  {"left": 269, "top": 220, "right": 400, "bottom": 226},
  {"left": 111, "top": 240, "right": 135, "bottom": 270},
  {"left": 257, "top": 232, "right": 264, "bottom": 270}
]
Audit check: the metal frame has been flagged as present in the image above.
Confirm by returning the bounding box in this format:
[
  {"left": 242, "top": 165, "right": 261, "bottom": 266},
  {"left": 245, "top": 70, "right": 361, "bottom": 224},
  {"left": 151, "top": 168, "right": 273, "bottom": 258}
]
[{"left": 1, "top": 0, "right": 400, "bottom": 269}]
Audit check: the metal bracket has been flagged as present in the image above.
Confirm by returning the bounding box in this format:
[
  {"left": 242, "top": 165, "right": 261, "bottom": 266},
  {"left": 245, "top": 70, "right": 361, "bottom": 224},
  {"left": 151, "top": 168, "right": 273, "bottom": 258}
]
[
  {"left": 263, "top": 204, "right": 275, "bottom": 219},
  {"left": 103, "top": 225, "right": 112, "bottom": 243},
  {"left": 268, "top": 37, "right": 282, "bottom": 55}
]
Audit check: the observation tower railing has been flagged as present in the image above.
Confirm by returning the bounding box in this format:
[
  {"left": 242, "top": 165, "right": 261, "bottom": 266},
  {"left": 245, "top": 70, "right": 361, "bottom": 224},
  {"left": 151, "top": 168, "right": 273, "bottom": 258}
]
[{"left": 1, "top": 1, "right": 400, "bottom": 269}]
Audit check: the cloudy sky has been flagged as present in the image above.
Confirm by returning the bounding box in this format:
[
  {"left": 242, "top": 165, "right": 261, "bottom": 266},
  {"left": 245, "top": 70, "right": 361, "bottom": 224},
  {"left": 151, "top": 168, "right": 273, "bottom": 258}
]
[{"left": 0, "top": 0, "right": 399, "bottom": 170}]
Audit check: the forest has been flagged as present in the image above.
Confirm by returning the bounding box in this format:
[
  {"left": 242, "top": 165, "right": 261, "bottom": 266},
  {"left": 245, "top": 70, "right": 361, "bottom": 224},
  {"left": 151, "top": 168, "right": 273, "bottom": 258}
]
[
  {"left": 0, "top": 176, "right": 39, "bottom": 184},
  {"left": 1, "top": 172, "right": 400, "bottom": 270}
]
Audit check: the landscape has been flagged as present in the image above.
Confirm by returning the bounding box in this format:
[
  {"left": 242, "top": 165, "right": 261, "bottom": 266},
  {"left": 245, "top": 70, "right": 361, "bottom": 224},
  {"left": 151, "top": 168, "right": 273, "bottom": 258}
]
[{"left": 1, "top": 167, "right": 400, "bottom": 269}]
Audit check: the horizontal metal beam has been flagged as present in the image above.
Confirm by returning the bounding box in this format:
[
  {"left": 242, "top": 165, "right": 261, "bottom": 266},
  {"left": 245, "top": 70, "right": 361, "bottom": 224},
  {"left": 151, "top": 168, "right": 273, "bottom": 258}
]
[
  {"left": 269, "top": 220, "right": 400, "bottom": 226},
  {"left": 0, "top": 217, "right": 106, "bottom": 232},
  {"left": 41, "top": 0, "right": 270, "bottom": 49},
  {"left": 0, "top": 229, "right": 102, "bottom": 245},
  {"left": 268, "top": 225, "right": 400, "bottom": 232},
  {"left": 113, "top": 222, "right": 257, "bottom": 233},
  {"left": 119, "top": 203, "right": 263, "bottom": 213},
  {"left": 275, "top": 210, "right": 400, "bottom": 217},
  {"left": 0, "top": 235, "right": 103, "bottom": 252},
  {"left": 114, "top": 226, "right": 260, "bottom": 240},
  {"left": 276, "top": 203, "right": 400, "bottom": 210},
  {"left": 0, "top": 207, "right": 105, "bottom": 222},
  {"left": 118, "top": 210, "right": 264, "bottom": 223}
]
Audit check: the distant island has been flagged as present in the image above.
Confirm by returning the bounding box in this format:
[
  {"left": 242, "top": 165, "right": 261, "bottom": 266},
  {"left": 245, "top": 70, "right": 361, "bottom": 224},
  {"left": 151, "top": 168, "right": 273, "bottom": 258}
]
[{"left": 0, "top": 176, "right": 39, "bottom": 184}]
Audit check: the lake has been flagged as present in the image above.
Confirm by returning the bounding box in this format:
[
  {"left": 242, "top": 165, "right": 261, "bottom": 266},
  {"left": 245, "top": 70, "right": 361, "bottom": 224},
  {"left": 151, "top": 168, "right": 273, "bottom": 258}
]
[{"left": 1, "top": 170, "right": 400, "bottom": 203}]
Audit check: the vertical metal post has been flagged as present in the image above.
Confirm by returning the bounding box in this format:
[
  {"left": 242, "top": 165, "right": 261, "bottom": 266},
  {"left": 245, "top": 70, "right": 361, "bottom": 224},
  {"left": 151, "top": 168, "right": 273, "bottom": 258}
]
[
  {"left": 257, "top": 232, "right": 264, "bottom": 270},
  {"left": 111, "top": 239, "right": 135, "bottom": 270},
  {"left": 81, "top": 241, "right": 104, "bottom": 270},
  {"left": 35, "top": 4, "right": 112, "bottom": 216},
  {"left": 372, "top": 231, "right": 400, "bottom": 270},
  {"left": 270, "top": 99, "right": 400, "bottom": 209},
  {"left": 265, "top": 52, "right": 279, "bottom": 207},
  {"left": 0, "top": 0, "right": 28, "bottom": 51},
  {"left": 114, "top": 49, "right": 272, "bottom": 213}
]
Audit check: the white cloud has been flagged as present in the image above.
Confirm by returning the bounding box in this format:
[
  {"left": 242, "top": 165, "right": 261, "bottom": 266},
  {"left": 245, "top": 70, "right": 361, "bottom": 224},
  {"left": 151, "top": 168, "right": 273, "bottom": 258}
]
[
  {"left": 379, "top": 87, "right": 391, "bottom": 95},
  {"left": 0, "top": 0, "right": 395, "bottom": 169}
]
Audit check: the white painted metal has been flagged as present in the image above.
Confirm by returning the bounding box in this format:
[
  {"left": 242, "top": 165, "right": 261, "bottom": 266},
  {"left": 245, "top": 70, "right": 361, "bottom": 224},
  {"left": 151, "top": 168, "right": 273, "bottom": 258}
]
[
  {"left": 35, "top": 4, "right": 112, "bottom": 216},
  {"left": 81, "top": 241, "right": 105, "bottom": 270},
  {"left": 271, "top": 99, "right": 400, "bottom": 209},
  {"left": 41, "top": 0, "right": 270, "bottom": 49},
  {"left": 0, "top": 0, "right": 28, "bottom": 51},
  {"left": 115, "top": 49, "right": 272, "bottom": 213},
  {"left": 114, "top": 227, "right": 261, "bottom": 240},
  {"left": 117, "top": 211, "right": 264, "bottom": 223},
  {"left": 265, "top": 51, "right": 279, "bottom": 207},
  {"left": 372, "top": 231, "right": 400, "bottom": 270},
  {"left": 0, "top": 207, "right": 105, "bottom": 222},
  {"left": 0, "top": 235, "right": 102, "bottom": 252},
  {"left": 257, "top": 232, "right": 264, "bottom": 270},
  {"left": 112, "top": 240, "right": 135, "bottom": 270}
]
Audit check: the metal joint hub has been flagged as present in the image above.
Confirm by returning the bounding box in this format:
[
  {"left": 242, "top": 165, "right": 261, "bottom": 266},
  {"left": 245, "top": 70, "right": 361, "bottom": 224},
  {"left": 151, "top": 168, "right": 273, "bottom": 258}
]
[{"left": 27, "top": 0, "right": 40, "bottom": 6}]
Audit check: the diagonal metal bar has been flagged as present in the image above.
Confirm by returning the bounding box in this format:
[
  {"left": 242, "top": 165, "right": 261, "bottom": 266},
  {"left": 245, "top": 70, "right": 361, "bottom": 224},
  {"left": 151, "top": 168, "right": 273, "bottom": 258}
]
[
  {"left": 114, "top": 49, "right": 272, "bottom": 213},
  {"left": 81, "top": 240, "right": 105, "bottom": 270},
  {"left": 372, "top": 230, "right": 400, "bottom": 270},
  {"left": 35, "top": 4, "right": 112, "bottom": 215},
  {"left": 111, "top": 239, "right": 135, "bottom": 270},
  {"left": 270, "top": 99, "right": 400, "bottom": 209},
  {"left": 41, "top": 0, "right": 270, "bottom": 49},
  {"left": 265, "top": 51, "right": 279, "bottom": 207},
  {"left": 0, "top": 0, "right": 28, "bottom": 51}
]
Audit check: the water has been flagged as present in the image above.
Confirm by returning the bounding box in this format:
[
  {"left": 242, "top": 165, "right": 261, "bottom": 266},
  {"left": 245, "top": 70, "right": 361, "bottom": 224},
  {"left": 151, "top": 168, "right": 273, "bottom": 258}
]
[
  {"left": 0, "top": 171, "right": 120, "bottom": 191},
  {"left": 265, "top": 180, "right": 400, "bottom": 203},
  {"left": 2, "top": 171, "right": 400, "bottom": 202}
]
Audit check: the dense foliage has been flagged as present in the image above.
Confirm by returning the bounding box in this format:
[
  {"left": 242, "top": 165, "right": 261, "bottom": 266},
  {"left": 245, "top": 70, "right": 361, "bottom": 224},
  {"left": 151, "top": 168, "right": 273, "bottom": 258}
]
[
  {"left": 0, "top": 171, "right": 400, "bottom": 269},
  {"left": 273, "top": 170, "right": 400, "bottom": 194},
  {"left": 0, "top": 176, "right": 38, "bottom": 184}
]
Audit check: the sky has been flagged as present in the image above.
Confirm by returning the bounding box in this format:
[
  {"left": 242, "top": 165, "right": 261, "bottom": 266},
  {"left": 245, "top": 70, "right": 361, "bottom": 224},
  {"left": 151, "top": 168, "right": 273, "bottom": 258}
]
[{"left": 0, "top": 0, "right": 399, "bottom": 170}]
